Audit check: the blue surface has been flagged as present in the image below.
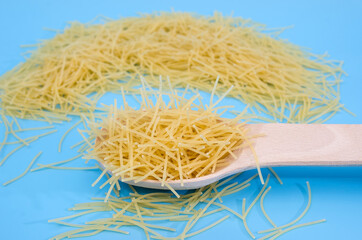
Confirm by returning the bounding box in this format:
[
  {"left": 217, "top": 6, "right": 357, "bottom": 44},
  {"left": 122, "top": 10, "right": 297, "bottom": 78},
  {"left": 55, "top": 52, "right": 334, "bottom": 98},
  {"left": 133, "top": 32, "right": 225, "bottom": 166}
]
[{"left": 0, "top": 1, "right": 362, "bottom": 239}]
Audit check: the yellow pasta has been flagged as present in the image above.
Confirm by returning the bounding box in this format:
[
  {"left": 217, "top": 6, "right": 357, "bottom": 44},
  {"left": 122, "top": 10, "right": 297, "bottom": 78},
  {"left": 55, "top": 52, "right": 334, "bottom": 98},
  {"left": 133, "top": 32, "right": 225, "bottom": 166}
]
[
  {"left": 258, "top": 181, "right": 313, "bottom": 234},
  {"left": 0, "top": 12, "right": 344, "bottom": 123},
  {"left": 82, "top": 82, "right": 259, "bottom": 197},
  {"left": 49, "top": 174, "right": 251, "bottom": 240},
  {"left": 3, "top": 151, "right": 42, "bottom": 186}
]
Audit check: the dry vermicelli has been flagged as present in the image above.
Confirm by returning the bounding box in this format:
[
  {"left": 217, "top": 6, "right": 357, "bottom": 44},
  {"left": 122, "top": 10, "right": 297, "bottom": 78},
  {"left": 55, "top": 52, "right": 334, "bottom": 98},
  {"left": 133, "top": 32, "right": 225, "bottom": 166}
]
[
  {"left": 80, "top": 81, "right": 262, "bottom": 198},
  {"left": 0, "top": 12, "right": 344, "bottom": 123}
]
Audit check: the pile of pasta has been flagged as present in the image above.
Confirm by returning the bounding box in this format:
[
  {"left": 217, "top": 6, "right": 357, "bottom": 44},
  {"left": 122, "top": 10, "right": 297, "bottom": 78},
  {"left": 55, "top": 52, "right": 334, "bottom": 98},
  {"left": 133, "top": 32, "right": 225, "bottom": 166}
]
[
  {"left": 82, "top": 82, "right": 261, "bottom": 199},
  {"left": 0, "top": 12, "right": 344, "bottom": 123}
]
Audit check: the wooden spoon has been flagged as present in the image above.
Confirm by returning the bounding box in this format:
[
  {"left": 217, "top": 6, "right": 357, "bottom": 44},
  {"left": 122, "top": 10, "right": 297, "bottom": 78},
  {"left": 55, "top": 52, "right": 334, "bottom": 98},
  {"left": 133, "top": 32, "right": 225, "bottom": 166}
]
[{"left": 122, "top": 124, "right": 362, "bottom": 190}]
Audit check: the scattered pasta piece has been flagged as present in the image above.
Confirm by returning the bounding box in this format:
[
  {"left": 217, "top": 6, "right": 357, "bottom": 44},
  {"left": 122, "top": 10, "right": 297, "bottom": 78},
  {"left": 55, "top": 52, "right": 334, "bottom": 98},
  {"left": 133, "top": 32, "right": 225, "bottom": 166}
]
[{"left": 3, "top": 151, "right": 42, "bottom": 186}]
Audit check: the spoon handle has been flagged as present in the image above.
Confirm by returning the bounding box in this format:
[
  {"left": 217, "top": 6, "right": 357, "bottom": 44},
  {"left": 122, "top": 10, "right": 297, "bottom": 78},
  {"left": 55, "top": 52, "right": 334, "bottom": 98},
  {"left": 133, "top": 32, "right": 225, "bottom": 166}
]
[
  {"left": 125, "top": 124, "right": 362, "bottom": 190},
  {"left": 244, "top": 124, "right": 362, "bottom": 168}
]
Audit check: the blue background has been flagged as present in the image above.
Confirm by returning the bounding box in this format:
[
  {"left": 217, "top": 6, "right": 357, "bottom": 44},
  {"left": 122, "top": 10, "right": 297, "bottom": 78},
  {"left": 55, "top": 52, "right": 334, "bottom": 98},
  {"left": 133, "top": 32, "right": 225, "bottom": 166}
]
[{"left": 0, "top": 1, "right": 361, "bottom": 239}]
